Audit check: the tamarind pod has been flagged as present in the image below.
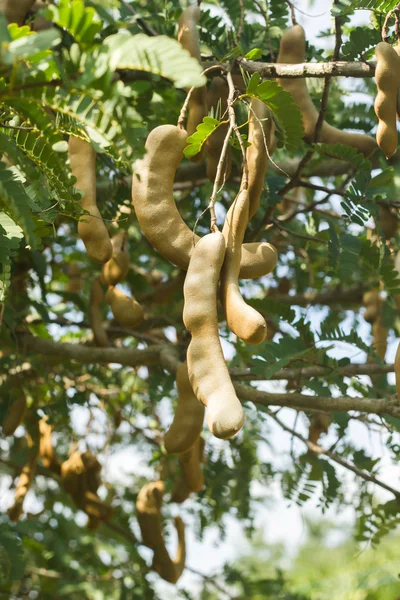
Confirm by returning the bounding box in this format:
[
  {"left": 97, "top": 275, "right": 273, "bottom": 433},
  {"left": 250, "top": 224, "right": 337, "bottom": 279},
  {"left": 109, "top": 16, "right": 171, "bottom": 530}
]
[
  {"left": 374, "top": 42, "right": 400, "bottom": 159},
  {"left": 170, "top": 476, "right": 191, "bottom": 504},
  {"left": 61, "top": 451, "right": 87, "bottom": 507},
  {"left": 308, "top": 412, "right": 330, "bottom": 445},
  {"left": 81, "top": 451, "right": 102, "bottom": 494},
  {"left": 83, "top": 491, "right": 113, "bottom": 528},
  {"left": 68, "top": 136, "right": 112, "bottom": 264},
  {"left": 247, "top": 98, "right": 277, "bottom": 220},
  {"left": 378, "top": 205, "right": 399, "bottom": 239},
  {"left": 8, "top": 438, "right": 39, "bottom": 522},
  {"left": 362, "top": 289, "right": 381, "bottom": 323},
  {"left": 164, "top": 361, "right": 205, "bottom": 454},
  {"left": 89, "top": 277, "right": 109, "bottom": 347},
  {"left": 183, "top": 232, "right": 245, "bottom": 439},
  {"left": 131, "top": 124, "right": 281, "bottom": 280},
  {"left": 0, "top": 0, "right": 35, "bottom": 24},
  {"left": 277, "top": 26, "right": 377, "bottom": 157},
  {"left": 153, "top": 516, "right": 185, "bottom": 584},
  {"left": 178, "top": 436, "right": 204, "bottom": 493},
  {"left": 394, "top": 342, "right": 400, "bottom": 406},
  {"left": 38, "top": 417, "right": 61, "bottom": 474},
  {"left": 2, "top": 392, "right": 27, "bottom": 436},
  {"left": 102, "top": 231, "right": 130, "bottom": 287},
  {"left": 178, "top": 5, "right": 208, "bottom": 142},
  {"left": 220, "top": 189, "right": 267, "bottom": 344},
  {"left": 237, "top": 242, "right": 277, "bottom": 279},
  {"left": 372, "top": 317, "right": 387, "bottom": 361},
  {"left": 206, "top": 76, "right": 232, "bottom": 182},
  {"left": 67, "top": 263, "right": 83, "bottom": 293},
  {"left": 105, "top": 285, "right": 144, "bottom": 328}
]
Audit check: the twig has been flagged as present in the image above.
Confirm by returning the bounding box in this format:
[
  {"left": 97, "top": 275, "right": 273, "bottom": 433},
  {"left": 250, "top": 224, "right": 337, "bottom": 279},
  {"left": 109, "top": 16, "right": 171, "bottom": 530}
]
[
  {"left": 119, "top": 0, "right": 158, "bottom": 36},
  {"left": 237, "top": 0, "right": 244, "bottom": 44},
  {"left": 382, "top": 2, "right": 400, "bottom": 42},
  {"left": 271, "top": 218, "right": 328, "bottom": 244},
  {"left": 186, "top": 566, "right": 234, "bottom": 599},
  {"left": 286, "top": 0, "right": 297, "bottom": 25}
]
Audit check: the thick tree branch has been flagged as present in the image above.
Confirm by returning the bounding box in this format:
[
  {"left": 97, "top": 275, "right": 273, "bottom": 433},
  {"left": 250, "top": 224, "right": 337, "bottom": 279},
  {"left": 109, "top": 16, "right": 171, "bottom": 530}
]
[
  {"left": 236, "top": 60, "right": 376, "bottom": 78},
  {"left": 231, "top": 362, "right": 394, "bottom": 382}
]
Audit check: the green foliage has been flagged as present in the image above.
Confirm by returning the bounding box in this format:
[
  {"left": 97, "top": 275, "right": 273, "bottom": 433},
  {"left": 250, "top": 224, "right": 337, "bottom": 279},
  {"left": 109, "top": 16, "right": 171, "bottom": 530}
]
[
  {"left": 333, "top": 0, "right": 400, "bottom": 15},
  {"left": 184, "top": 116, "right": 222, "bottom": 158}
]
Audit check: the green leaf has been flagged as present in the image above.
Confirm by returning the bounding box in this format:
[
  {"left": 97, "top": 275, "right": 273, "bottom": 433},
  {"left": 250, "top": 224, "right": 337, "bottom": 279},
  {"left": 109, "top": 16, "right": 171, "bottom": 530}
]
[
  {"left": 244, "top": 48, "right": 263, "bottom": 61},
  {"left": 0, "top": 212, "right": 23, "bottom": 300},
  {"left": 183, "top": 116, "right": 221, "bottom": 158},
  {"left": 332, "top": 0, "right": 399, "bottom": 14},
  {"left": 45, "top": 0, "right": 102, "bottom": 46},
  {"left": 245, "top": 80, "right": 304, "bottom": 149},
  {"left": 104, "top": 33, "right": 206, "bottom": 89},
  {"left": 4, "top": 29, "right": 61, "bottom": 63}
]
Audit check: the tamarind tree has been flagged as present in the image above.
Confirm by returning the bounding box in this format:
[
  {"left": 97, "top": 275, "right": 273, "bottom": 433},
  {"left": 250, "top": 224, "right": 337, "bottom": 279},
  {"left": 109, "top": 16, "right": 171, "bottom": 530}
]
[{"left": 2, "top": 0, "right": 400, "bottom": 597}]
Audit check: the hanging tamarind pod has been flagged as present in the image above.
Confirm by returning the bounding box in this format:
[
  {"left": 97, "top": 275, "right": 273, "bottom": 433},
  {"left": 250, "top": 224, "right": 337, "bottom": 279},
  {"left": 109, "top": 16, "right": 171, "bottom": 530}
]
[
  {"left": 177, "top": 436, "right": 204, "bottom": 493},
  {"left": 183, "top": 232, "right": 245, "bottom": 439},
  {"left": 374, "top": 42, "right": 400, "bottom": 159},
  {"left": 308, "top": 412, "right": 330, "bottom": 445},
  {"left": 164, "top": 361, "right": 205, "bottom": 454},
  {"left": 0, "top": 0, "right": 35, "bottom": 25},
  {"left": 89, "top": 277, "right": 109, "bottom": 347},
  {"left": 371, "top": 317, "right": 387, "bottom": 362},
  {"left": 8, "top": 430, "right": 39, "bottom": 521},
  {"left": 67, "top": 263, "right": 83, "bottom": 293},
  {"left": 2, "top": 391, "right": 27, "bottom": 436},
  {"left": 247, "top": 98, "right": 277, "bottom": 220},
  {"left": 363, "top": 289, "right": 381, "bottom": 323},
  {"left": 277, "top": 26, "right": 377, "bottom": 156},
  {"left": 178, "top": 5, "right": 208, "bottom": 147},
  {"left": 69, "top": 136, "right": 113, "bottom": 264},
  {"left": 39, "top": 417, "right": 61, "bottom": 475},
  {"left": 136, "top": 481, "right": 186, "bottom": 583},
  {"left": 206, "top": 76, "right": 232, "bottom": 182},
  {"left": 131, "top": 124, "right": 278, "bottom": 280},
  {"left": 102, "top": 231, "right": 130, "bottom": 287},
  {"left": 220, "top": 188, "right": 267, "bottom": 344},
  {"left": 105, "top": 285, "right": 144, "bottom": 328}
]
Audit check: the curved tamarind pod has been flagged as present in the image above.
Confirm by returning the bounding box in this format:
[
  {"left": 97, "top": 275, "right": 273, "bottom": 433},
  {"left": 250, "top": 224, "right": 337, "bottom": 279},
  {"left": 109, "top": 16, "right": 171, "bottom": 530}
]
[
  {"left": 39, "top": 417, "right": 61, "bottom": 474},
  {"left": 372, "top": 317, "right": 387, "bottom": 361},
  {"left": 164, "top": 361, "right": 205, "bottom": 454},
  {"left": 89, "top": 277, "right": 109, "bottom": 347},
  {"left": 238, "top": 242, "right": 277, "bottom": 279},
  {"left": 2, "top": 392, "right": 27, "bottom": 436},
  {"left": 183, "top": 232, "right": 245, "bottom": 439},
  {"left": 277, "top": 26, "right": 377, "bottom": 157},
  {"left": 0, "top": 0, "right": 35, "bottom": 24},
  {"left": 363, "top": 289, "right": 381, "bottom": 323},
  {"left": 378, "top": 205, "right": 398, "bottom": 239},
  {"left": 8, "top": 435, "right": 39, "bottom": 522},
  {"left": 171, "top": 476, "right": 191, "bottom": 504},
  {"left": 178, "top": 436, "right": 204, "bottom": 493},
  {"left": 105, "top": 285, "right": 144, "bottom": 327},
  {"left": 131, "top": 124, "right": 276, "bottom": 279},
  {"left": 206, "top": 76, "right": 232, "bottom": 182},
  {"left": 61, "top": 451, "right": 87, "bottom": 507},
  {"left": 102, "top": 231, "right": 130, "bottom": 286},
  {"left": 69, "top": 136, "right": 112, "bottom": 264},
  {"left": 308, "top": 412, "right": 330, "bottom": 445},
  {"left": 221, "top": 189, "right": 267, "bottom": 344},
  {"left": 178, "top": 5, "right": 208, "bottom": 143},
  {"left": 136, "top": 481, "right": 185, "bottom": 583},
  {"left": 247, "top": 98, "right": 277, "bottom": 220},
  {"left": 374, "top": 42, "right": 400, "bottom": 159}
]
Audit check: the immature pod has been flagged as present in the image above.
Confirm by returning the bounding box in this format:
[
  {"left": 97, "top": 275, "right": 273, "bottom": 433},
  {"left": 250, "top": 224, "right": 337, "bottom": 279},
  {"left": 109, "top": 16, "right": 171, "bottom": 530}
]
[
  {"left": 247, "top": 98, "right": 277, "bottom": 220},
  {"left": 178, "top": 5, "right": 208, "bottom": 143},
  {"left": 102, "top": 231, "right": 130, "bottom": 286},
  {"left": 308, "top": 412, "right": 330, "bottom": 445},
  {"left": 374, "top": 42, "right": 400, "bottom": 159},
  {"left": 183, "top": 232, "right": 245, "bottom": 439},
  {"left": 220, "top": 189, "right": 267, "bottom": 344},
  {"left": 164, "top": 361, "right": 205, "bottom": 454},
  {"left": 178, "top": 436, "right": 204, "bottom": 493},
  {"left": 2, "top": 392, "right": 27, "bottom": 436},
  {"left": 0, "top": 0, "right": 35, "bottom": 24},
  {"left": 136, "top": 481, "right": 186, "bottom": 584},
  {"left": 206, "top": 76, "right": 232, "bottom": 182},
  {"left": 89, "top": 277, "right": 109, "bottom": 347},
  {"left": 105, "top": 285, "right": 144, "bottom": 328},
  {"left": 69, "top": 136, "right": 112, "bottom": 263},
  {"left": 131, "top": 124, "right": 279, "bottom": 280},
  {"left": 277, "top": 26, "right": 377, "bottom": 157}
]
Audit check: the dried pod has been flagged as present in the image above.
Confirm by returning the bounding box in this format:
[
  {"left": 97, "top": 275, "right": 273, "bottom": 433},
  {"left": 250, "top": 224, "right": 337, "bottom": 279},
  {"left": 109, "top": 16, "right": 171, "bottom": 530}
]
[
  {"left": 89, "top": 277, "right": 109, "bottom": 347},
  {"left": 105, "top": 285, "right": 144, "bottom": 328},
  {"left": 102, "top": 231, "right": 130, "bottom": 287},
  {"left": 2, "top": 392, "right": 27, "bottom": 436}
]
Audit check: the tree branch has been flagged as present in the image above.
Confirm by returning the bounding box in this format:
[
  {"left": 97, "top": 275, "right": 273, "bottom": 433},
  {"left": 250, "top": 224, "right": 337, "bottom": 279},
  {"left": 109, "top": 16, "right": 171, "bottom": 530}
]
[
  {"left": 231, "top": 362, "right": 394, "bottom": 381},
  {"left": 235, "top": 60, "right": 376, "bottom": 78}
]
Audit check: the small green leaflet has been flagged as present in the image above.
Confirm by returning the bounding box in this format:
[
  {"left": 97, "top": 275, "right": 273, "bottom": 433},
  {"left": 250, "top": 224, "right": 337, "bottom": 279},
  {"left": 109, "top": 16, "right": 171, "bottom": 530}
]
[
  {"left": 45, "top": 0, "right": 102, "bottom": 46},
  {"left": 244, "top": 72, "right": 304, "bottom": 150},
  {"left": 184, "top": 116, "right": 222, "bottom": 158},
  {"left": 244, "top": 48, "right": 263, "bottom": 60},
  {"left": 332, "top": 0, "right": 399, "bottom": 15}
]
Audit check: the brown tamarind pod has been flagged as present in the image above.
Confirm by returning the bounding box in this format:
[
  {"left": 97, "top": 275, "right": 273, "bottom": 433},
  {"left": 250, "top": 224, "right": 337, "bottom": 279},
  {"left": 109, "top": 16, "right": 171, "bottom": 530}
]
[
  {"left": 39, "top": 417, "right": 61, "bottom": 475},
  {"left": 2, "top": 392, "right": 27, "bottom": 436},
  {"left": 102, "top": 231, "right": 130, "bottom": 286},
  {"left": 206, "top": 76, "right": 232, "bottom": 182},
  {"left": 178, "top": 5, "right": 208, "bottom": 147},
  {"left": 67, "top": 263, "right": 83, "bottom": 293},
  {"left": 278, "top": 26, "right": 377, "bottom": 157},
  {"left": 131, "top": 124, "right": 279, "bottom": 280},
  {"left": 170, "top": 476, "right": 192, "bottom": 504},
  {"left": 363, "top": 289, "right": 381, "bottom": 323},
  {"left": 164, "top": 361, "right": 205, "bottom": 454},
  {"left": 69, "top": 136, "right": 112, "bottom": 264},
  {"left": 178, "top": 436, "right": 204, "bottom": 493},
  {"left": 8, "top": 434, "right": 39, "bottom": 522},
  {"left": 89, "top": 277, "right": 109, "bottom": 347},
  {"left": 374, "top": 42, "right": 400, "bottom": 159},
  {"left": 136, "top": 481, "right": 186, "bottom": 583},
  {"left": 247, "top": 98, "right": 277, "bottom": 220},
  {"left": 378, "top": 205, "right": 398, "bottom": 239},
  {"left": 105, "top": 285, "right": 144, "bottom": 328},
  {"left": 183, "top": 232, "right": 245, "bottom": 439},
  {"left": 61, "top": 450, "right": 87, "bottom": 507},
  {"left": 0, "top": 0, "right": 35, "bottom": 25},
  {"left": 308, "top": 412, "right": 330, "bottom": 445},
  {"left": 371, "top": 317, "right": 387, "bottom": 361},
  {"left": 220, "top": 188, "right": 267, "bottom": 345}
]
